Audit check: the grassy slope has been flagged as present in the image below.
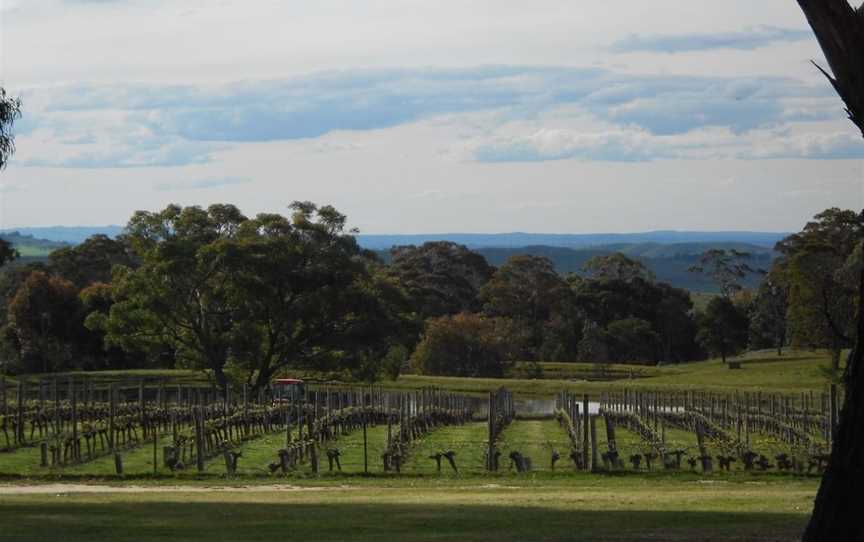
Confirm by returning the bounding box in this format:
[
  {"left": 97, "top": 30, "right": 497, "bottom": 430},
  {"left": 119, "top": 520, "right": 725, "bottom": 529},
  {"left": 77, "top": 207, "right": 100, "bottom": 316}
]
[
  {"left": 12, "top": 349, "right": 834, "bottom": 398},
  {"left": 384, "top": 350, "right": 833, "bottom": 396},
  {"left": 12, "top": 245, "right": 53, "bottom": 258},
  {"left": 0, "top": 479, "right": 816, "bottom": 542}
]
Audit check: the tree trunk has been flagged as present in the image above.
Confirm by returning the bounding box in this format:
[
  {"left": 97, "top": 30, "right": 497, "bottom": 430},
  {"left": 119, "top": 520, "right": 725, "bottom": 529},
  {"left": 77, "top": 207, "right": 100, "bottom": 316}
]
[
  {"left": 792, "top": 4, "right": 864, "bottom": 538},
  {"left": 831, "top": 346, "right": 842, "bottom": 373},
  {"left": 212, "top": 365, "right": 229, "bottom": 393},
  {"left": 803, "top": 242, "right": 864, "bottom": 541}
]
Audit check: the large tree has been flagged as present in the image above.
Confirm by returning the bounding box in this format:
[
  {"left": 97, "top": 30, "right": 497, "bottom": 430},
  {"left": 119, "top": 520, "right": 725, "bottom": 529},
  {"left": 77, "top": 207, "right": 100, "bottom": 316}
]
[
  {"left": 696, "top": 296, "right": 749, "bottom": 364},
  {"left": 777, "top": 209, "right": 861, "bottom": 369},
  {"left": 218, "top": 206, "right": 410, "bottom": 390},
  {"left": 748, "top": 263, "right": 790, "bottom": 356},
  {"left": 410, "top": 312, "right": 517, "bottom": 377},
  {"left": 689, "top": 249, "right": 761, "bottom": 297},
  {"left": 49, "top": 234, "right": 136, "bottom": 288},
  {"left": 480, "top": 255, "right": 576, "bottom": 359},
  {"left": 387, "top": 241, "right": 494, "bottom": 321},
  {"left": 582, "top": 253, "right": 655, "bottom": 283},
  {"left": 98, "top": 202, "right": 405, "bottom": 391},
  {"left": 573, "top": 273, "right": 700, "bottom": 364},
  {"left": 6, "top": 271, "right": 85, "bottom": 373},
  {"left": 794, "top": 2, "right": 864, "bottom": 539}
]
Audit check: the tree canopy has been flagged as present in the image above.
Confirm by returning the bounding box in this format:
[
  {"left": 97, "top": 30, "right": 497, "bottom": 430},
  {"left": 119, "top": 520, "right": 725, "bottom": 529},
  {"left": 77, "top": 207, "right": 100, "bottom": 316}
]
[{"left": 93, "top": 202, "right": 408, "bottom": 391}]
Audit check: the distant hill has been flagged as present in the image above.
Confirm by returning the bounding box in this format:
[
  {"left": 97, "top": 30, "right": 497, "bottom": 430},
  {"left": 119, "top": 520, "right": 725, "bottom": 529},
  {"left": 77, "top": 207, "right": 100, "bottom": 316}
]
[
  {"left": 0, "top": 226, "right": 124, "bottom": 244},
  {"left": 357, "top": 231, "right": 788, "bottom": 250},
  {"left": 0, "top": 231, "right": 70, "bottom": 258}
]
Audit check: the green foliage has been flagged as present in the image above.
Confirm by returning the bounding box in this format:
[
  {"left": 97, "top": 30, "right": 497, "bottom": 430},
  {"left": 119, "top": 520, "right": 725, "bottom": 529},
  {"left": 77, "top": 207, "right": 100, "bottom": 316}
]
[
  {"left": 100, "top": 202, "right": 408, "bottom": 391},
  {"left": 697, "top": 296, "right": 750, "bottom": 363},
  {"left": 689, "top": 249, "right": 763, "bottom": 298},
  {"left": 776, "top": 208, "right": 862, "bottom": 369},
  {"left": 583, "top": 252, "right": 655, "bottom": 282},
  {"left": 387, "top": 241, "right": 494, "bottom": 321},
  {"left": 577, "top": 321, "right": 611, "bottom": 362},
  {"left": 381, "top": 344, "right": 409, "bottom": 381},
  {"left": 5, "top": 270, "right": 84, "bottom": 373},
  {"left": 481, "top": 255, "right": 579, "bottom": 360},
  {"left": 574, "top": 276, "right": 701, "bottom": 364},
  {"left": 410, "top": 312, "right": 517, "bottom": 377},
  {"left": 749, "top": 264, "right": 790, "bottom": 354},
  {"left": 49, "top": 235, "right": 135, "bottom": 288},
  {"left": 606, "top": 317, "right": 661, "bottom": 364},
  {"left": 0, "top": 239, "right": 18, "bottom": 268}
]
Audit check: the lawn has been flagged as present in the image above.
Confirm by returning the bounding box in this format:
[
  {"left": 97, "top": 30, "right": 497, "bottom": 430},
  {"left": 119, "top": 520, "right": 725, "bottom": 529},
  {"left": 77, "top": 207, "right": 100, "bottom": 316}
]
[{"left": 0, "top": 477, "right": 817, "bottom": 541}]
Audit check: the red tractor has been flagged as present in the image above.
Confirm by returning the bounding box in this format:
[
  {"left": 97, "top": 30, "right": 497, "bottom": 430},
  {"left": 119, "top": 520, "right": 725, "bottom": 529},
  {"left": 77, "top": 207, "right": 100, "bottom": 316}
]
[{"left": 272, "top": 378, "right": 305, "bottom": 404}]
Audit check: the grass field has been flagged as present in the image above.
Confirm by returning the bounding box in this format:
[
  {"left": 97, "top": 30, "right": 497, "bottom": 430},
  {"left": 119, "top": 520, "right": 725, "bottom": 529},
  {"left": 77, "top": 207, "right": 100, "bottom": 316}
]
[
  {"left": 381, "top": 350, "right": 835, "bottom": 396},
  {"left": 10, "top": 245, "right": 54, "bottom": 258},
  {"left": 12, "top": 349, "right": 835, "bottom": 399},
  {"left": 0, "top": 477, "right": 817, "bottom": 541}
]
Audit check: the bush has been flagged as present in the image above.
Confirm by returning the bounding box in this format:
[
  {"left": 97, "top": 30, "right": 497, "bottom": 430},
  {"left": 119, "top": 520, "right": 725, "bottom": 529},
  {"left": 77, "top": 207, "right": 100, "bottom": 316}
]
[{"left": 411, "top": 313, "right": 517, "bottom": 377}]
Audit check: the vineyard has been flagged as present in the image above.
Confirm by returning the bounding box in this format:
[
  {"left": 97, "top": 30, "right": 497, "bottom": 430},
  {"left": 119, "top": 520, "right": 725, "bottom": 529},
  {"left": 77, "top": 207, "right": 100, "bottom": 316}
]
[{"left": 0, "top": 375, "right": 838, "bottom": 478}]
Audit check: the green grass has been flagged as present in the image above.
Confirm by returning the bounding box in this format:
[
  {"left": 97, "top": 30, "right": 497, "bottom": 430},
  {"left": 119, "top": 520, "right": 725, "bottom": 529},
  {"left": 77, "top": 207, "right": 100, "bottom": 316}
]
[
  {"left": 0, "top": 478, "right": 817, "bottom": 541},
  {"left": 9, "top": 349, "right": 835, "bottom": 398},
  {"left": 13, "top": 369, "right": 212, "bottom": 386},
  {"left": 511, "top": 361, "right": 661, "bottom": 380},
  {"left": 403, "top": 422, "right": 489, "bottom": 475},
  {"left": 11, "top": 245, "right": 53, "bottom": 258},
  {"left": 498, "top": 419, "right": 571, "bottom": 472},
  {"left": 375, "top": 350, "right": 834, "bottom": 397}
]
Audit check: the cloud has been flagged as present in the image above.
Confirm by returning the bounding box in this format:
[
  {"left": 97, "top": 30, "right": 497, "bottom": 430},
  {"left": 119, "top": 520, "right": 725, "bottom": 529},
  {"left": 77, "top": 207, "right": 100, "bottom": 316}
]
[
  {"left": 474, "top": 129, "right": 659, "bottom": 163},
  {"left": 470, "top": 124, "right": 864, "bottom": 163},
  {"left": 610, "top": 26, "right": 813, "bottom": 53},
  {"left": 17, "top": 66, "right": 844, "bottom": 167},
  {"left": 154, "top": 176, "right": 250, "bottom": 191}
]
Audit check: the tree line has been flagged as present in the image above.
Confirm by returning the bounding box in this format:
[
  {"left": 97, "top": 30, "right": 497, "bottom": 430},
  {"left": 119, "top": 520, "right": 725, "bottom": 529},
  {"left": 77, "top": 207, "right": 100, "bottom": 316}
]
[{"left": 0, "top": 204, "right": 859, "bottom": 389}]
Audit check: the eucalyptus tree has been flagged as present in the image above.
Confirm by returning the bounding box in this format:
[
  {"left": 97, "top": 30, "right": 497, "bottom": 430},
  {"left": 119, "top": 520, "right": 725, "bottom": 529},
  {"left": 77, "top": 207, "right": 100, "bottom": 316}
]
[
  {"left": 776, "top": 209, "right": 862, "bottom": 369},
  {"left": 688, "top": 249, "right": 761, "bottom": 297},
  {"left": 793, "top": 2, "right": 864, "bottom": 539},
  {"left": 387, "top": 241, "right": 495, "bottom": 321},
  {"left": 96, "top": 202, "right": 406, "bottom": 391}
]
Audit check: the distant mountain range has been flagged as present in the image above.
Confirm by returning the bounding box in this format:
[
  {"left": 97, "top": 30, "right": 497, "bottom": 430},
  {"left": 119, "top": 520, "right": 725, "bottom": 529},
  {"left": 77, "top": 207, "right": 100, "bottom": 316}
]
[
  {"left": 0, "top": 226, "right": 124, "bottom": 244},
  {"left": 356, "top": 231, "right": 789, "bottom": 250},
  {"left": 1, "top": 227, "right": 789, "bottom": 249}
]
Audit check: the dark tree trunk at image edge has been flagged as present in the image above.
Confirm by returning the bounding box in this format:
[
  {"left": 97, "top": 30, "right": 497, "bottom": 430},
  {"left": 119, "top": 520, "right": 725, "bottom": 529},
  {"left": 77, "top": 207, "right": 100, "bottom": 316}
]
[{"left": 796, "top": 2, "right": 864, "bottom": 540}]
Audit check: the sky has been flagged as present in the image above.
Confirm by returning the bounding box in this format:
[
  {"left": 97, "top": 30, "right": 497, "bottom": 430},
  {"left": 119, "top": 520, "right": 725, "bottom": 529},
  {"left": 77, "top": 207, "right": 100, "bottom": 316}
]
[{"left": 0, "top": 0, "right": 862, "bottom": 234}]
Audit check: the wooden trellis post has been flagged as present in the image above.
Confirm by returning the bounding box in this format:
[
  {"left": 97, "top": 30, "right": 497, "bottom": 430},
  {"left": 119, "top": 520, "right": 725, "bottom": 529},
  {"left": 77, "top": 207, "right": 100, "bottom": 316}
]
[
  {"left": 487, "top": 392, "right": 494, "bottom": 471},
  {"left": 108, "top": 383, "right": 116, "bottom": 451},
  {"left": 16, "top": 380, "right": 24, "bottom": 445},
  {"left": 582, "top": 395, "right": 589, "bottom": 469}
]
